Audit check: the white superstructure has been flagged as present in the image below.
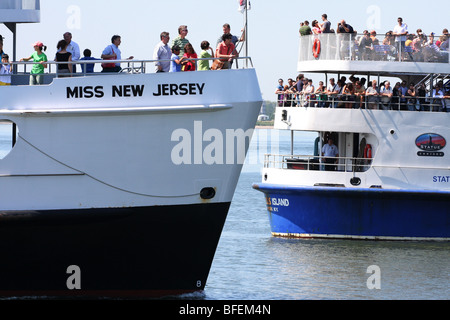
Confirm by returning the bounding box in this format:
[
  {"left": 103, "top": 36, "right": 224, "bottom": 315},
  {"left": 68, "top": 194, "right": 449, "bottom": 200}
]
[
  {"left": 0, "top": 65, "right": 262, "bottom": 211},
  {"left": 264, "top": 33, "right": 450, "bottom": 193}
]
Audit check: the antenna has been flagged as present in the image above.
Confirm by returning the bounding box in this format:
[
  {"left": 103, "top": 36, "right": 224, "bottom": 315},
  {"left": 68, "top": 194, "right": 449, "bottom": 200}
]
[
  {"left": 245, "top": 0, "right": 248, "bottom": 67},
  {"left": 241, "top": 0, "right": 250, "bottom": 68}
]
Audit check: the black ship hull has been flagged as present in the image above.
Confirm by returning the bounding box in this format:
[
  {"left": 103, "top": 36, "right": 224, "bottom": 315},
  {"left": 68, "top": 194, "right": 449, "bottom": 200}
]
[{"left": 0, "top": 202, "right": 230, "bottom": 298}]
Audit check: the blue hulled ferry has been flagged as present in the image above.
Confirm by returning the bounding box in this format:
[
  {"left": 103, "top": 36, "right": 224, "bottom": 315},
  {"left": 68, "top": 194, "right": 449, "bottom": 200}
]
[{"left": 254, "top": 31, "right": 450, "bottom": 240}]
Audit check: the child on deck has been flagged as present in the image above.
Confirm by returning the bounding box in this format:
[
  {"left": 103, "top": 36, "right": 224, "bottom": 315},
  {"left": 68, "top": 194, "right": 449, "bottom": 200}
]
[
  {"left": 181, "top": 43, "right": 197, "bottom": 71},
  {"left": 80, "top": 49, "right": 99, "bottom": 73},
  {"left": 169, "top": 45, "right": 185, "bottom": 72},
  {"left": 0, "top": 54, "right": 12, "bottom": 85},
  {"left": 198, "top": 41, "right": 214, "bottom": 71}
]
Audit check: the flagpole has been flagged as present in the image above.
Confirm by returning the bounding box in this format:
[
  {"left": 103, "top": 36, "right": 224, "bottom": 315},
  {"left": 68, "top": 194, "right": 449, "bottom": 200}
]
[{"left": 245, "top": 0, "right": 248, "bottom": 68}]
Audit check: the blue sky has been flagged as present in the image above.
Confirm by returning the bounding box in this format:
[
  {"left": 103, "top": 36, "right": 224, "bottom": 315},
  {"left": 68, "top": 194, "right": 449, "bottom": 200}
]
[{"left": 1, "top": 0, "right": 449, "bottom": 100}]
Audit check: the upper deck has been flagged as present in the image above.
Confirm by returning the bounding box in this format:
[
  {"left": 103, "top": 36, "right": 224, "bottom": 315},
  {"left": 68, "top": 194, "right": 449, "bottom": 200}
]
[
  {"left": 0, "top": 0, "right": 40, "bottom": 23},
  {"left": 298, "top": 33, "right": 450, "bottom": 77}
]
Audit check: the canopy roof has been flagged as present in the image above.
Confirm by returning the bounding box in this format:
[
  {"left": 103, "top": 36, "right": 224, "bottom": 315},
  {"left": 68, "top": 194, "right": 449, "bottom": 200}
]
[{"left": 0, "top": 0, "right": 40, "bottom": 24}]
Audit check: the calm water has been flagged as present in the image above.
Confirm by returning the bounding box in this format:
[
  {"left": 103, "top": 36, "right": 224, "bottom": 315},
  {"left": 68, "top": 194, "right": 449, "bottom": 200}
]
[{"left": 205, "top": 129, "right": 450, "bottom": 300}]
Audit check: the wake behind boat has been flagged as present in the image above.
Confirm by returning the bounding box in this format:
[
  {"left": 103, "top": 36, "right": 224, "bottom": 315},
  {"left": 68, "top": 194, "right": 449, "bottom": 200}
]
[
  {"left": 0, "top": 2, "right": 262, "bottom": 298},
  {"left": 253, "top": 27, "right": 450, "bottom": 241}
]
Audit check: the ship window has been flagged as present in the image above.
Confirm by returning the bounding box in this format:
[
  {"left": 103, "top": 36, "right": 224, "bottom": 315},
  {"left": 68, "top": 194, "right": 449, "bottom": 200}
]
[{"left": 0, "top": 120, "right": 18, "bottom": 160}]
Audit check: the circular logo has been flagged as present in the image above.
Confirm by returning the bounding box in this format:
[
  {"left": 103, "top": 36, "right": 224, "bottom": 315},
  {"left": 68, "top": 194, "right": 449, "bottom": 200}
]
[{"left": 415, "top": 133, "right": 446, "bottom": 151}]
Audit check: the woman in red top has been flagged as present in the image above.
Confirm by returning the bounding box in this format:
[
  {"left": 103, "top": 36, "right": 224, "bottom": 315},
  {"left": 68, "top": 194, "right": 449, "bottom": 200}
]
[
  {"left": 215, "top": 33, "right": 237, "bottom": 69},
  {"left": 182, "top": 43, "right": 197, "bottom": 71}
]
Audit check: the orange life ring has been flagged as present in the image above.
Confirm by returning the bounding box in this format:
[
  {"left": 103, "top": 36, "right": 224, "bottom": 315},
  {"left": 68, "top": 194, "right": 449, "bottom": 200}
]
[
  {"left": 364, "top": 144, "right": 372, "bottom": 159},
  {"left": 313, "top": 39, "right": 321, "bottom": 59}
]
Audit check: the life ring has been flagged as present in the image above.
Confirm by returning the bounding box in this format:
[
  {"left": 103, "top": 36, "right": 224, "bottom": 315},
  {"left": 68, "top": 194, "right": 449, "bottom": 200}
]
[
  {"left": 364, "top": 144, "right": 372, "bottom": 159},
  {"left": 313, "top": 39, "right": 321, "bottom": 59}
]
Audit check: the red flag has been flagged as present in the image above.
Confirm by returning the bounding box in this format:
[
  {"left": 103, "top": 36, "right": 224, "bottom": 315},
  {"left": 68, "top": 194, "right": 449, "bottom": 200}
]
[{"left": 238, "top": 0, "right": 251, "bottom": 13}]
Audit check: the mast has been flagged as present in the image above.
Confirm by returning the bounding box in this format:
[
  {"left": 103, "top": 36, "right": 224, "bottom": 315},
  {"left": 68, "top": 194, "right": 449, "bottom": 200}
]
[{"left": 245, "top": 0, "right": 248, "bottom": 68}]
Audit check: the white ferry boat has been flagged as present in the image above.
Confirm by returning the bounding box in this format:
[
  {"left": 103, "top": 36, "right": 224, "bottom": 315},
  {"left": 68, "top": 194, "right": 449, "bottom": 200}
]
[
  {"left": 0, "top": 2, "right": 262, "bottom": 297},
  {"left": 253, "top": 31, "right": 450, "bottom": 241}
]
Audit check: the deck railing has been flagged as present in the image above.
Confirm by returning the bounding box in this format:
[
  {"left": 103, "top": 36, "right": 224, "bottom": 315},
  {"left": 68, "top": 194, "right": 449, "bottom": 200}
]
[
  {"left": 299, "top": 33, "right": 450, "bottom": 64},
  {"left": 264, "top": 154, "right": 372, "bottom": 173},
  {"left": 276, "top": 94, "right": 449, "bottom": 112},
  {"left": 2, "top": 57, "right": 254, "bottom": 85}
]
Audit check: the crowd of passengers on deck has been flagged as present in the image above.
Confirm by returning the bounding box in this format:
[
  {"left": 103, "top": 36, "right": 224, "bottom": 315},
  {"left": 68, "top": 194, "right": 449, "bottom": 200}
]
[
  {"left": 276, "top": 74, "right": 450, "bottom": 112},
  {"left": 0, "top": 23, "right": 244, "bottom": 86},
  {"left": 299, "top": 14, "right": 449, "bottom": 62}
]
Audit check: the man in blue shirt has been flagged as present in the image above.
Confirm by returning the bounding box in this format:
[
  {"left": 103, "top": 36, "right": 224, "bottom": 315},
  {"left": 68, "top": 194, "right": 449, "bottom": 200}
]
[
  {"left": 322, "top": 138, "right": 339, "bottom": 171},
  {"left": 276, "top": 79, "right": 284, "bottom": 106},
  {"left": 101, "top": 35, "right": 134, "bottom": 72}
]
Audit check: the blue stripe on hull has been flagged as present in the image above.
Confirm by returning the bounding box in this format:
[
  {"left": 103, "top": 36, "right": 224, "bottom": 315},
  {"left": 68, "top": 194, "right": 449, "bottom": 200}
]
[{"left": 253, "top": 184, "right": 450, "bottom": 240}]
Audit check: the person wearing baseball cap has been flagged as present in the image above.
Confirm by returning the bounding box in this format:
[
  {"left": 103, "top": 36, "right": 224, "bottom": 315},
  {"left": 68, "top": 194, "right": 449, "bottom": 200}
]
[{"left": 20, "top": 41, "right": 48, "bottom": 85}]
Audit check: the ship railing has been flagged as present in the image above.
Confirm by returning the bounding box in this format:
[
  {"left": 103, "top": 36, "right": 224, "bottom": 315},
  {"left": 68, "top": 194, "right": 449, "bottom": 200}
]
[
  {"left": 276, "top": 94, "right": 449, "bottom": 112},
  {"left": 264, "top": 154, "right": 373, "bottom": 173},
  {"left": 299, "top": 33, "right": 450, "bottom": 64},
  {"left": 4, "top": 57, "right": 254, "bottom": 85}
]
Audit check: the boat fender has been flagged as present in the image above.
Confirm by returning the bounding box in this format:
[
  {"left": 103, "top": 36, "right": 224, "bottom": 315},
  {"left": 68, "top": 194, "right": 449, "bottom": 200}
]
[
  {"left": 313, "top": 39, "right": 321, "bottom": 59},
  {"left": 364, "top": 144, "right": 372, "bottom": 159}
]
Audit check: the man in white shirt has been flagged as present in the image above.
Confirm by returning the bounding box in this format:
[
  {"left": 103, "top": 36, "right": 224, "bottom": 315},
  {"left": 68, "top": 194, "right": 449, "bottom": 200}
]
[
  {"left": 380, "top": 81, "right": 393, "bottom": 110},
  {"left": 432, "top": 84, "right": 445, "bottom": 112},
  {"left": 153, "top": 32, "right": 172, "bottom": 72},
  {"left": 393, "top": 18, "right": 408, "bottom": 60},
  {"left": 63, "top": 32, "right": 81, "bottom": 73},
  {"left": 327, "top": 78, "right": 341, "bottom": 108},
  {"left": 322, "top": 138, "right": 339, "bottom": 171}
]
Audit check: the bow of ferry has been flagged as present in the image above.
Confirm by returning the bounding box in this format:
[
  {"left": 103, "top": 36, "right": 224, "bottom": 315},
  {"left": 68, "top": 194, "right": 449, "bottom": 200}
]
[
  {"left": 0, "top": 4, "right": 263, "bottom": 298},
  {"left": 0, "top": 70, "right": 262, "bottom": 298}
]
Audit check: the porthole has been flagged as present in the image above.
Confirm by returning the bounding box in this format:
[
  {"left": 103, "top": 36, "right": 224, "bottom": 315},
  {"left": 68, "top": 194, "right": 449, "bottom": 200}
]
[{"left": 0, "top": 120, "right": 18, "bottom": 159}]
